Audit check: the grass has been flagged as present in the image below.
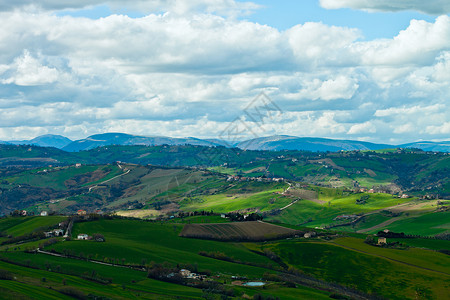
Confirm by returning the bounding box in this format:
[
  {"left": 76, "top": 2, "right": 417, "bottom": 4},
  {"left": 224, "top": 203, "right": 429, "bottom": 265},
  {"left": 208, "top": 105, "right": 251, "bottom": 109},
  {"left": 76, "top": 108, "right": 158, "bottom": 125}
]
[
  {"left": 180, "top": 187, "right": 291, "bottom": 213},
  {"left": 48, "top": 219, "right": 277, "bottom": 277},
  {"left": 259, "top": 238, "right": 450, "bottom": 300},
  {"left": 6, "top": 165, "right": 102, "bottom": 191},
  {"left": 379, "top": 211, "right": 450, "bottom": 236},
  {"left": 0, "top": 255, "right": 203, "bottom": 299},
  {"left": 267, "top": 192, "right": 411, "bottom": 227},
  {"left": 3, "top": 216, "right": 67, "bottom": 237},
  {"left": 387, "top": 237, "right": 450, "bottom": 251}
]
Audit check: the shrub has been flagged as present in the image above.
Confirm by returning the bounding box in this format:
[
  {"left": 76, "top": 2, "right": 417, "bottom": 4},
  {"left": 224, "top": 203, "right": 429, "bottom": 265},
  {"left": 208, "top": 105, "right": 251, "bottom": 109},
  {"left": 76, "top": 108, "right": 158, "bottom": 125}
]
[{"left": 58, "top": 287, "right": 86, "bottom": 299}]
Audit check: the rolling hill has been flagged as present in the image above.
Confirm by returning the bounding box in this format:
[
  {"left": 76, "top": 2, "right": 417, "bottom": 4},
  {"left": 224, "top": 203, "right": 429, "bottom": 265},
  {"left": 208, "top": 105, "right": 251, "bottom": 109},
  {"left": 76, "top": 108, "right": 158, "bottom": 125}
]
[
  {"left": 7, "top": 134, "right": 72, "bottom": 149},
  {"left": 62, "top": 133, "right": 225, "bottom": 152},
  {"left": 237, "top": 135, "right": 392, "bottom": 152}
]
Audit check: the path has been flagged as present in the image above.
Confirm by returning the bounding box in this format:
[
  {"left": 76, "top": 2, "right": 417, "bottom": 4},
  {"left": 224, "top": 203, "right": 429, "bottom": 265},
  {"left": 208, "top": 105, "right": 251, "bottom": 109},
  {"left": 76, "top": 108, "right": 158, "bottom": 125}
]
[
  {"left": 36, "top": 248, "right": 146, "bottom": 271},
  {"left": 357, "top": 217, "right": 404, "bottom": 233},
  {"left": 88, "top": 164, "right": 130, "bottom": 192},
  {"left": 280, "top": 199, "right": 299, "bottom": 211}
]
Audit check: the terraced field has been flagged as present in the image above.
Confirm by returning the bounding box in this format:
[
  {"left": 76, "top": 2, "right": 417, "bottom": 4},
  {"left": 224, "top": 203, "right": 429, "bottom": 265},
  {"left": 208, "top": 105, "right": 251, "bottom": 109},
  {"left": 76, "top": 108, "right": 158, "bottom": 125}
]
[{"left": 180, "top": 221, "right": 300, "bottom": 241}]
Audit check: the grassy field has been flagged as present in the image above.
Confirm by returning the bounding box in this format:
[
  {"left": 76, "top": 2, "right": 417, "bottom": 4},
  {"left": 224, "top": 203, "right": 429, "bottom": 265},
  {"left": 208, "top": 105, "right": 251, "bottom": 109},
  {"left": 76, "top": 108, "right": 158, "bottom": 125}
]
[
  {"left": 5, "top": 165, "right": 120, "bottom": 191},
  {"left": 180, "top": 221, "right": 299, "bottom": 241},
  {"left": 0, "top": 255, "right": 203, "bottom": 299},
  {"left": 49, "top": 219, "right": 277, "bottom": 276},
  {"left": 180, "top": 187, "right": 291, "bottom": 213},
  {"left": 378, "top": 211, "right": 450, "bottom": 236},
  {"left": 0, "top": 215, "right": 448, "bottom": 299},
  {"left": 266, "top": 192, "right": 412, "bottom": 227},
  {"left": 1, "top": 216, "right": 66, "bottom": 237},
  {"left": 257, "top": 237, "right": 450, "bottom": 300}
]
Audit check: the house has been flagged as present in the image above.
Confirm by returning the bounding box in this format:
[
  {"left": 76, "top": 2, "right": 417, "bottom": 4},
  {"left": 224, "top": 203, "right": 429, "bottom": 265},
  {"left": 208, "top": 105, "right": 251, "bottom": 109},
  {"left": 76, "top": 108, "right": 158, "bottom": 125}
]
[
  {"left": 21, "top": 210, "right": 27, "bottom": 216},
  {"left": 401, "top": 194, "right": 409, "bottom": 199},
  {"left": 75, "top": 163, "right": 82, "bottom": 168},
  {"left": 53, "top": 229, "right": 64, "bottom": 236},
  {"left": 220, "top": 213, "right": 226, "bottom": 218},
  {"left": 40, "top": 211, "right": 48, "bottom": 216},
  {"left": 77, "top": 234, "right": 89, "bottom": 240},
  {"left": 180, "top": 269, "right": 191, "bottom": 277},
  {"left": 304, "top": 232, "right": 316, "bottom": 238},
  {"left": 378, "top": 237, "right": 387, "bottom": 245},
  {"left": 44, "top": 231, "right": 53, "bottom": 238},
  {"left": 383, "top": 229, "right": 390, "bottom": 234},
  {"left": 77, "top": 209, "right": 87, "bottom": 216}
]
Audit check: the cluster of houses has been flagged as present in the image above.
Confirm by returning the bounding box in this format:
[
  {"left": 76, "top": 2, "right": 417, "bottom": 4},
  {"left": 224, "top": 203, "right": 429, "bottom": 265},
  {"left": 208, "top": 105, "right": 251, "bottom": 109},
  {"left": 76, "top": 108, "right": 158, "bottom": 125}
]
[
  {"left": 44, "top": 229, "right": 64, "bottom": 238},
  {"left": 334, "top": 214, "right": 358, "bottom": 221},
  {"left": 226, "top": 175, "right": 284, "bottom": 183},
  {"left": 176, "top": 269, "right": 206, "bottom": 280},
  {"left": 77, "top": 234, "right": 89, "bottom": 240}
]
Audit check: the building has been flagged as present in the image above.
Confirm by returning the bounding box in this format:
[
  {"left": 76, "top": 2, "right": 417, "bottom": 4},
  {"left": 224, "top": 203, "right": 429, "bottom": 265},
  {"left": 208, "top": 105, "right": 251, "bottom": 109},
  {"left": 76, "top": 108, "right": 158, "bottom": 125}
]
[
  {"left": 179, "top": 269, "right": 191, "bottom": 277},
  {"left": 53, "top": 229, "right": 64, "bottom": 236},
  {"left": 40, "top": 211, "right": 48, "bottom": 216},
  {"left": 77, "top": 209, "right": 87, "bottom": 216},
  {"left": 77, "top": 234, "right": 89, "bottom": 240},
  {"left": 378, "top": 237, "right": 387, "bottom": 245}
]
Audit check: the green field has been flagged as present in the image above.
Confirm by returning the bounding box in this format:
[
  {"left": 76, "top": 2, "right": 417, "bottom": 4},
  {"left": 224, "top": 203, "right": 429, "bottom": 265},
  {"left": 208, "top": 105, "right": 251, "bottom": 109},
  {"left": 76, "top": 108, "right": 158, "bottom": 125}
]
[
  {"left": 0, "top": 216, "right": 66, "bottom": 237},
  {"left": 257, "top": 237, "right": 450, "bottom": 300}
]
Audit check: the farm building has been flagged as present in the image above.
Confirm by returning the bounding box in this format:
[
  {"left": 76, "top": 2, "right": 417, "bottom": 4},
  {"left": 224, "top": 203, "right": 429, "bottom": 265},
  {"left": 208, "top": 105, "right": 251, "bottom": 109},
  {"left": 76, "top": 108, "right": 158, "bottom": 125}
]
[
  {"left": 44, "top": 229, "right": 65, "bottom": 238},
  {"left": 378, "top": 237, "right": 387, "bottom": 245},
  {"left": 77, "top": 234, "right": 89, "bottom": 240},
  {"left": 304, "top": 232, "right": 317, "bottom": 238},
  {"left": 180, "top": 269, "right": 191, "bottom": 277}
]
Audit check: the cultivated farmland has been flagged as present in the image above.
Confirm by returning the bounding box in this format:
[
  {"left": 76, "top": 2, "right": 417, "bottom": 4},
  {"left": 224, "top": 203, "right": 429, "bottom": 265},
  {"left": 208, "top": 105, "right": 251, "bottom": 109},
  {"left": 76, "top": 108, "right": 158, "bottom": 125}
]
[{"left": 179, "top": 221, "right": 301, "bottom": 241}]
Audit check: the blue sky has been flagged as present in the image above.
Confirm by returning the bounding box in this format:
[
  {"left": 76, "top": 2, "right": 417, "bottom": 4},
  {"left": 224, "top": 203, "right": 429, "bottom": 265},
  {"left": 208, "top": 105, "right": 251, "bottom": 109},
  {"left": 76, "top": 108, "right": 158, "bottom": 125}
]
[
  {"left": 246, "top": 0, "right": 436, "bottom": 39},
  {"left": 0, "top": 0, "right": 449, "bottom": 144}
]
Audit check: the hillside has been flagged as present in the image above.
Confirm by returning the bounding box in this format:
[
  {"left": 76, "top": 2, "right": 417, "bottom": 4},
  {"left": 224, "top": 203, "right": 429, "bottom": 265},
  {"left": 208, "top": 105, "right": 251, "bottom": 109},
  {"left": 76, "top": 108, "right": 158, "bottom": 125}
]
[
  {"left": 0, "top": 216, "right": 448, "bottom": 299},
  {"left": 1, "top": 144, "right": 449, "bottom": 198}
]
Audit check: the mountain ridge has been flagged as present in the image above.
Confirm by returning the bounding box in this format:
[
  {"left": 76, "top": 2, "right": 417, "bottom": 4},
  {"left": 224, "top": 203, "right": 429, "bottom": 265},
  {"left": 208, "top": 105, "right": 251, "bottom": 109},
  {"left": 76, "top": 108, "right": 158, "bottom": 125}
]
[{"left": 1, "top": 133, "right": 449, "bottom": 152}]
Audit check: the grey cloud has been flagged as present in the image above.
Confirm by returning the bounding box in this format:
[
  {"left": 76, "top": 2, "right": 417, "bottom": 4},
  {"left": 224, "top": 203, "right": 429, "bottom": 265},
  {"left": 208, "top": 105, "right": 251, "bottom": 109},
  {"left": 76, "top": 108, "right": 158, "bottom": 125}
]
[{"left": 320, "top": 0, "right": 450, "bottom": 15}]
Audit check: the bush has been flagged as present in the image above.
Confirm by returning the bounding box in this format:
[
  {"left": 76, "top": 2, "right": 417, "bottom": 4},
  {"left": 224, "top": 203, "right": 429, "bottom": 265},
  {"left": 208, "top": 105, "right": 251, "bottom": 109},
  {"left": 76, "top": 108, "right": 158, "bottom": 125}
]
[{"left": 58, "top": 287, "right": 86, "bottom": 299}]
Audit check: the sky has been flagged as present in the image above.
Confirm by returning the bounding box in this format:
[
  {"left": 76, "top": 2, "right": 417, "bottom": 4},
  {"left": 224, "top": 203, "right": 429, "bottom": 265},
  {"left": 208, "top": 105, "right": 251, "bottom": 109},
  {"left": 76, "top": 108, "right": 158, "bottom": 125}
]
[{"left": 0, "top": 0, "right": 450, "bottom": 144}]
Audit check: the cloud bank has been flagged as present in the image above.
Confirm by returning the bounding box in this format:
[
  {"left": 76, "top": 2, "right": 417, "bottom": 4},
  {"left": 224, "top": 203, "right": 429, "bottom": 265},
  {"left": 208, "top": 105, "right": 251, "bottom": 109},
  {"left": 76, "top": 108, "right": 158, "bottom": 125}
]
[{"left": 0, "top": 1, "right": 449, "bottom": 144}]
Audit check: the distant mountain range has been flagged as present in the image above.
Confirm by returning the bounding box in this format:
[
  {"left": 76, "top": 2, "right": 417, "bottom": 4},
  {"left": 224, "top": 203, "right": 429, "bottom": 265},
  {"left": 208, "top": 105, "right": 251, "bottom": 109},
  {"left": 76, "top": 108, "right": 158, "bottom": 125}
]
[
  {"left": 6, "top": 134, "right": 73, "bottom": 149},
  {"left": 1, "top": 133, "right": 449, "bottom": 152}
]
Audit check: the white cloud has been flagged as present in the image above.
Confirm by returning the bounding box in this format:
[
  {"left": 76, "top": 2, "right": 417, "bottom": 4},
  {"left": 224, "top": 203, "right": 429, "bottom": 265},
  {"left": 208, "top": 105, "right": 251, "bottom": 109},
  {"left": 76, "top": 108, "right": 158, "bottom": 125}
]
[
  {"left": 0, "top": 8, "right": 449, "bottom": 143},
  {"left": 1, "top": 50, "right": 59, "bottom": 86},
  {"left": 348, "top": 122, "right": 376, "bottom": 134},
  {"left": 426, "top": 122, "right": 450, "bottom": 134},
  {"left": 0, "top": 0, "right": 260, "bottom": 16},
  {"left": 320, "top": 0, "right": 450, "bottom": 15}
]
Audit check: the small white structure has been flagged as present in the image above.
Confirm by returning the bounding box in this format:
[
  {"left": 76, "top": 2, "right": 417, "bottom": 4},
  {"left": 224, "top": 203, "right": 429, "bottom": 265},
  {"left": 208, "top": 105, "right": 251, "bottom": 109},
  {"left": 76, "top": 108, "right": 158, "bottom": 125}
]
[
  {"left": 220, "top": 214, "right": 226, "bottom": 218},
  {"left": 304, "top": 232, "right": 317, "bottom": 239},
  {"left": 378, "top": 237, "right": 387, "bottom": 245},
  {"left": 75, "top": 163, "right": 82, "bottom": 168},
  {"left": 77, "top": 234, "right": 89, "bottom": 240},
  {"left": 53, "top": 229, "right": 64, "bottom": 236},
  {"left": 40, "top": 211, "right": 48, "bottom": 216}
]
